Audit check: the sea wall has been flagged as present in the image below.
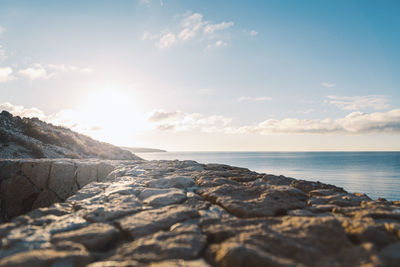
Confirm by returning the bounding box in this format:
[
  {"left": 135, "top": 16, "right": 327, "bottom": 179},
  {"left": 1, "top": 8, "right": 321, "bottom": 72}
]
[
  {"left": 0, "top": 159, "right": 399, "bottom": 266},
  {"left": 0, "top": 159, "right": 134, "bottom": 221}
]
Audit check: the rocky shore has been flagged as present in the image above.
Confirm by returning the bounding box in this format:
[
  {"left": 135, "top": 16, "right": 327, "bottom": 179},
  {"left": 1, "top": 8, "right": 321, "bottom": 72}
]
[{"left": 0, "top": 158, "right": 399, "bottom": 266}]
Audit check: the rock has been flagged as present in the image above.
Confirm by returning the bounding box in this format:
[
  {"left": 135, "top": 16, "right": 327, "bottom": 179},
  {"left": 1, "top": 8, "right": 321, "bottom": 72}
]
[
  {"left": 97, "top": 162, "right": 116, "bottom": 181},
  {"left": 117, "top": 205, "right": 199, "bottom": 238},
  {"left": 210, "top": 242, "right": 301, "bottom": 267},
  {"left": 76, "top": 163, "right": 98, "bottom": 188},
  {"left": 380, "top": 241, "right": 400, "bottom": 266},
  {"left": 51, "top": 223, "right": 119, "bottom": 250},
  {"left": 148, "top": 259, "right": 212, "bottom": 267},
  {"left": 48, "top": 161, "right": 78, "bottom": 200},
  {"left": 0, "top": 248, "right": 92, "bottom": 267},
  {"left": 147, "top": 176, "right": 195, "bottom": 189},
  {"left": 0, "top": 158, "right": 399, "bottom": 267},
  {"left": 21, "top": 160, "right": 51, "bottom": 189},
  {"left": 87, "top": 260, "right": 142, "bottom": 267},
  {"left": 0, "top": 175, "right": 38, "bottom": 219},
  {"left": 199, "top": 184, "right": 307, "bottom": 217},
  {"left": 142, "top": 188, "right": 186, "bottom": 207},
  {"left": 31, "top": 189, "right": 60, "bottom": 210},
  {"left": 113, "top": 224, "right": 206, "bottom": 263}
]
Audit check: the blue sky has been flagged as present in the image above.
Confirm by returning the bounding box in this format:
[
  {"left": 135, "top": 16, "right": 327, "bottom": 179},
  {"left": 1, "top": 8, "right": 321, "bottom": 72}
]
[{"left": 0, "top": 0, "right": 399, "bottom": 150}]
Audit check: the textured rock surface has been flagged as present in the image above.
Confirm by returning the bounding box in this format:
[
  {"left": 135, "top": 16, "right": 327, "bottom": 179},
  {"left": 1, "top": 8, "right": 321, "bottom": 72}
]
[{"left": 0, "top": 159, "right": 399, "bottom": 266}]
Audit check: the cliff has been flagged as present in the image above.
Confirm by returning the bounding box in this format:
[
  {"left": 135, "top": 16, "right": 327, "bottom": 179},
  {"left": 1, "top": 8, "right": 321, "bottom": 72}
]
[
  {"left": 0, "top": 110, "right": 140, "bottom": 160},
  {"left": 0, "top": 158, "right": 399, "bottom": 266}
]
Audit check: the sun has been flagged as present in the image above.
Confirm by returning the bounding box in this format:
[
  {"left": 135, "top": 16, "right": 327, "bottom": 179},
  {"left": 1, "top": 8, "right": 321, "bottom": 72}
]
[{"left": 74, "top": 89, "right": 149, "bottom": 146}]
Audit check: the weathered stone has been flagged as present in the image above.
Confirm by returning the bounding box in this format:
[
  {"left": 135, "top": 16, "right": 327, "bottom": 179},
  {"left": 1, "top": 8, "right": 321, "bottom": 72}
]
[
  {"left": 113, "top": 225, "right": 206, "bottom": 263},
  {"left": 48, "top": 161, "right": 78, "bottom": 200},
  {"left": 118, "top": 205, "right": 199, "bottom": 238},
  {"left": 380, "top": 241, "right": 400, "bottom": 265},
  {"left": 147, "top": 176, "right": 195, "bottom": 189},
  {"left": 51, "top": 223, "right": 119, "bottom": 250},
  {"left": 142, "top": 188, "right": 186, "bottom": 207},
  {"left": 0, "top": 160, "right": 20, "bottom": 182},
  {"left": 210, "top": 242, "right": 301, "bottom": 267},
  {"left": 87, "top": 260, "right": 142, "bottom": 267},
  {"left": 0, "top": 175, "right": 38, "bottom": 219},
  {"left": 21, "top": 161, "right": 51, "bottom": 189},
  {"left": 148, "top": 259, "right": 211, "bottom": 267},
  {"left": 84, "top": 195, "right": 142, "bottom": 222},
  {"left": 76, "top": 163, "right": 98, "bottom": 188},
  {"left": 97, "top": 162, "right": 116, "bottom": 181},
  {"left": 31, "top": 189, "right": 60, "bottom": 210},
  {"left": 0, "top": 248, "right": 92, "bottom": 267},
  {"left": 199, "top": 184, "right": 307, "bottom": 217},
  {"left": 1, "top": 158, "right": 400, "bottom": 267}
]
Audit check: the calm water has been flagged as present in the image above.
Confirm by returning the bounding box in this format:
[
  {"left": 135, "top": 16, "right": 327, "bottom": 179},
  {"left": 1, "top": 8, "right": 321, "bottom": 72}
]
[{"left": 137, "top": 152, "right": 400, "bottom": 201}]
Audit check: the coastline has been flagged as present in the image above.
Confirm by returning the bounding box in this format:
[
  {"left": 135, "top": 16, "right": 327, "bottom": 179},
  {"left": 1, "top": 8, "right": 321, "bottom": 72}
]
[
  {"left": 137, "top": 151, "right": 400, "bottom": 201},
  {"left": 0, "top": 158, "right": 399, "bottom": 266}
]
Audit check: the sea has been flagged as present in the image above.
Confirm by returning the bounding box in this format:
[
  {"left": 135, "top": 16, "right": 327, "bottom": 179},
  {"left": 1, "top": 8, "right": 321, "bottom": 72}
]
[{"left": 136, "top": 152, "right": 400, "bottom": 201}]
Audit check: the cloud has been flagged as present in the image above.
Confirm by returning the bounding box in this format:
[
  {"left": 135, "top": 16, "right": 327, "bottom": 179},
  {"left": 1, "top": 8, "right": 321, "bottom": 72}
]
[
  {"left": 0, "top": 67, "right": 13, "bottom": 83},
  {"left": 19, "top": 64, "right": 50, "bottom": 80},
  {"left": 148, "top": 12, "right": 234, "bottom": 49},
  {"left": 321, "top": 82, "right": 335, "bottom": 88},
  {"left": 149, "top": 110, "right": 179, "bottom": 122},
  {"left": 326, "top": 95, "right": 390, "bottom": 111},
  {"left": 0, "top": 45, "right": 5, "bottom": 61},
  {"left": 236, "top": 109, "right": 400, "bottom": 135},
  {"left": 238, "top": 96, "right": 272, "bottom": 102},
  {"left": 0, "top": 102, "right": 45, "bottom": 119},
  {"left": 178, "top": 13, "right": 205, "bottom": 41},
  {"left": 157, "top": 32, "right": 177, "bottom": 48},
  {"left": 0, "top": 26, "right": 4, "bottom": 35},
  {"left": 148, "top": 109, "right": 233, "bottom": 133},
  {"left": 250, "top": 30, "right": 258, "bottom": 37},
  {"left": 204, "top": 21, "right": 234, "bottom": 34},
  {"left": 206, "top": 40, "right": 228, "bottom": 50},
  {"left": 47, "top": 64, "right": 93, "bottom": 73},
  {"left": 19, "top": 63, "right": 93, "bottom": 80}
]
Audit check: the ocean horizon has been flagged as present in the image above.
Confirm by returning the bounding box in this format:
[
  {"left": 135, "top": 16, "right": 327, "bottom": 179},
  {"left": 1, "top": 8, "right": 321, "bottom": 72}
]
[{"left": 137, "top": 151, "right": 400, "bottom": 201}]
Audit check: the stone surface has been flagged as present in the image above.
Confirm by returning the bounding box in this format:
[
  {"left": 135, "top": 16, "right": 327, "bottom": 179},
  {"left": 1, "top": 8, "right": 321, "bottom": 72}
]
[
  {"left": 21, "top": 161, "right": 51, "bottom": 189},
  {"left": 0, "top": 158, "right": 399, "bottom": 266},
  {"left": 118, "top": 205, "right": 199, "bottom": 238},
  {"left": 48, "top": 161, "right": 78, "bottom": 200},
  {"left": 51, "top": 223, "right": 119, "bottom": 250}
]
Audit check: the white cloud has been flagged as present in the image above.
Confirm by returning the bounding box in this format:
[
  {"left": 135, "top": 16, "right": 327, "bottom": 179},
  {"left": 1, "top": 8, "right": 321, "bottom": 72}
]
[
  {"left": 178, "top": 13, "right": 205, "bottom": 41},
  {"left": 0, "top": 45, "right": 5, "bottom": 61},
  {"left": 0, "top": 67, "right": 13, "bottom": 83},
  {"left": 149, "top": 110, "right": 179, "bottom": 122},
  {"left": 148, "top": 12, "right": 234, "bottom": 49},
  {"left": 321, "top": 82, "right": 335, "bottom": 88},
  {"left": 326, "top": 95, "right": 390, "bottom": 111},
  {"left": 47, "top": 64, "right": 93, "bottom": 73},
  {"left": 157, "top": 32, "right": 177, "bottom": 48},
  {"left": 237, "top": 109, "right": 400, "bottom": 134},
  {"left": 250, "top": 30, "right": 258, "bottom": 37},
  {"left": 206, "top": 40, "right": 228, "bottom": 50},
  {"left": 204, "top": 21, "right": 234, "bottom": 34},
  {"left": 0, "top": 26, "right": 4, "bottom": 35},
  {"left": 19, "top": 64, "right": 50, "bottom": 80},
  {"left": 19, "top": 63, "right": 93, "bottom": 80},
  {"left": 0, "top": 102, "right": 45, "bottom": 119},
  {"left": 238, "top": 96, "right": 271, "bottom": 102},
  {"left": 148, "top": 109, "right": 232, "bottom": 133}
]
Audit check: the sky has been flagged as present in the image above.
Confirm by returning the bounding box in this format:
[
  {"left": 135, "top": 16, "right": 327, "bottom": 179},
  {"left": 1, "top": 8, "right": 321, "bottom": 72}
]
[{"left": 0, "top": 0, "right": 400, "bottom": 151}]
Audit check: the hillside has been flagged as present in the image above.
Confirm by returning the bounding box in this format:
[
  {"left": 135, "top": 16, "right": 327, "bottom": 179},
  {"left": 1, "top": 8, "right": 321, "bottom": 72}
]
[
  {"left": 0, "top": 110, "right": 141, "bottom": 160},
  {"left": 121, "top": 146, "right": 167, "bottom": 153}
]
